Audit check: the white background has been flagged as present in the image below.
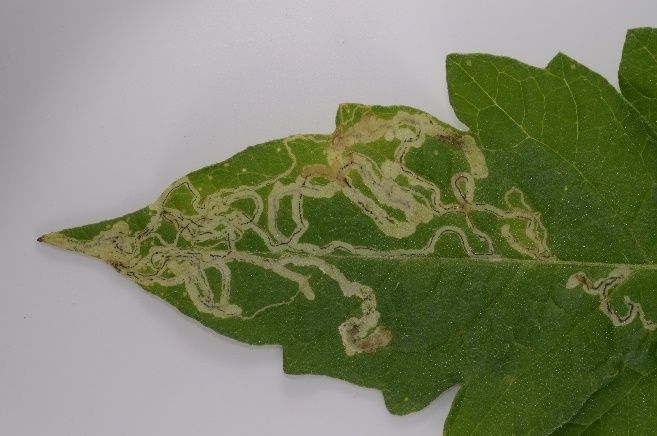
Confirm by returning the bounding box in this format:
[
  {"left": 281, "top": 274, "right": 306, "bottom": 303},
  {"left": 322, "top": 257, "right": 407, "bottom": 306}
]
[{"left": 1, "top": 1, "right": 656, "bottom": 435}]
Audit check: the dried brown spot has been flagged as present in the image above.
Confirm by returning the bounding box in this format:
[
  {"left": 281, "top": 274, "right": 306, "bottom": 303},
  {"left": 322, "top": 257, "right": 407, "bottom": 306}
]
[
  {"left": 435, "top": 132, "right": 464, "bottom": 148},
  {"left": 576, "top": 273, "right": 593, "bottom": 288},
  {"left": 354, "top": 326, "right": 393, "bottom": 354},
  {"left": 109, "top": 261, "right": 125, "bottom": 272},
  {"left": 301, "top": 164, "right": 337, "bottom": 179},
  {"left": 331, "top": 127, "right": 349, "bottom": 151}
]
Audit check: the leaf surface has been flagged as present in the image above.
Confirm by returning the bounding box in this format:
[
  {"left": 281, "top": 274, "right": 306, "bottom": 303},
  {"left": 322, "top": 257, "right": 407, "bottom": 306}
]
[
  {"left": 620, "top": 27, "right": 657, "bottom": 128},
  {"left": 41, "top": 29, "right": 657, "bottom": 435}
]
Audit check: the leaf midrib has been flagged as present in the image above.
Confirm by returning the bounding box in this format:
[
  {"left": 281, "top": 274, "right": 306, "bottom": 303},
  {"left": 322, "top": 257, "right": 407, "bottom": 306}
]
[{"left": 238, "top": 251, "right": 657, "bottom": 271}]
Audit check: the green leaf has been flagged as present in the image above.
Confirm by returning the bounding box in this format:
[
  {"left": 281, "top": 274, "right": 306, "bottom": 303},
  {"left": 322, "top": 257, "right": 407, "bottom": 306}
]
[
  {"left": 445, "top": 40, "right": 657, "bottom": 434},
  {"left": 620, "top": 27, "right": 657, "bottom": 128},
  {"left": 40, "top": 30, "right": 657, "bottom": 435}
]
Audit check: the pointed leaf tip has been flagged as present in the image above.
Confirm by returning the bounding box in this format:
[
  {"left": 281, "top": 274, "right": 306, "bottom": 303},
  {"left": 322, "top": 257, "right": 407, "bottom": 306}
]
[{"left": 37, "top": 231, "right": 78, "bottom": 251}]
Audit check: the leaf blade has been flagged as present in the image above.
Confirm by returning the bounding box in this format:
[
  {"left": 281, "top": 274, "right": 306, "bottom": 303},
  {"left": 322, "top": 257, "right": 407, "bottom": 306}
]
[
  {"left": 41, "top": 32, "right": 657, "bottom": 436},
  {"left": 620, "top": 27, "right": 657, "bottom": 128}
]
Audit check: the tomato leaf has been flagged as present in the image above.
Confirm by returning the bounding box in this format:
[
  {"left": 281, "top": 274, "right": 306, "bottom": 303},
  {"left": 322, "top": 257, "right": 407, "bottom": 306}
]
[{"left": 41, "top": 29, "right": 657, "bottom": 435}]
